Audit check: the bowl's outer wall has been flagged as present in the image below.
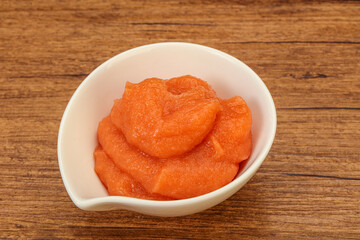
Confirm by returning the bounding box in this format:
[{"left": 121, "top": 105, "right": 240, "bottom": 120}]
[{"left": 57, "top": 42, "right": 276, "bottom": 216}]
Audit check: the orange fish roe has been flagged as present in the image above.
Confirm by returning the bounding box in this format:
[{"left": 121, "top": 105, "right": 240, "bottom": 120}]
[{"left": 94, "top": 75, "right": 252, "bottom": 200}]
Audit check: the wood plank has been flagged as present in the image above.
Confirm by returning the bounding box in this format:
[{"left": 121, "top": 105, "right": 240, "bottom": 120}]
[
  {"left": 1, "top": 0, "right": 359, "bottom": 239},
  {"left": 1, "top": 107, "right": 359, "bottom": 238},
  {"left": 2, "top": 42, "right": 359, "bottom": 108}
]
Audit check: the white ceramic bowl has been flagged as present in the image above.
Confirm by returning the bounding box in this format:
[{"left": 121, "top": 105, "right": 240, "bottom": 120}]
[{"left": 57, "top": 42, "right": 276, "bottom": 217}]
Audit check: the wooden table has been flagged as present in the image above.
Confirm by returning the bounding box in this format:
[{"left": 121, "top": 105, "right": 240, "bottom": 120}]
[{"left": 1, "top": 0, "right": 359, "bottom": 239}]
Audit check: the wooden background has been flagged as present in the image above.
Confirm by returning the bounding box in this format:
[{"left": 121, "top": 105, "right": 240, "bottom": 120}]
[{"left": 1, "top": 0, "right": 359, "bottom": 239}]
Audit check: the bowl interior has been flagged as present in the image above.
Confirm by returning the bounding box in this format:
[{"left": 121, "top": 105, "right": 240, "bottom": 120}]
[{"left": 58, "top": 42, "right": 276, "bottom": 202}]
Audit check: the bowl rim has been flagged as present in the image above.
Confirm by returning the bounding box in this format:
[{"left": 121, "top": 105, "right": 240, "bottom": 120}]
[{"left": 57, "top": 42, "right": 277, "bottom": 209}]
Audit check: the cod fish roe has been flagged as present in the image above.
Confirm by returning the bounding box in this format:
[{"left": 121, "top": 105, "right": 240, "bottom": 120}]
[
  {"left": 111, "top": 76, "right": 220, "bottom": 158},
  {"left": 94, "top": 75, "right": 252, "bottom": 200}
]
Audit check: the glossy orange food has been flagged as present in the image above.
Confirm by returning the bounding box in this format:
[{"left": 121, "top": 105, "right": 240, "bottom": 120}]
[
  {"left": 111, "top": 76, "right": 220, "bottom": 158},
  {"left": 94, "top": 146, "right": 172, "bottom": 200},
  {"left": 94, "top": 75, "right": 252, "bottom": 200}
]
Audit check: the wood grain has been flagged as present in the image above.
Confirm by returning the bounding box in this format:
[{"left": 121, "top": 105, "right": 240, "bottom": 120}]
[{"left": 1, "top": 0, "right": 359, "bottom": 239}]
